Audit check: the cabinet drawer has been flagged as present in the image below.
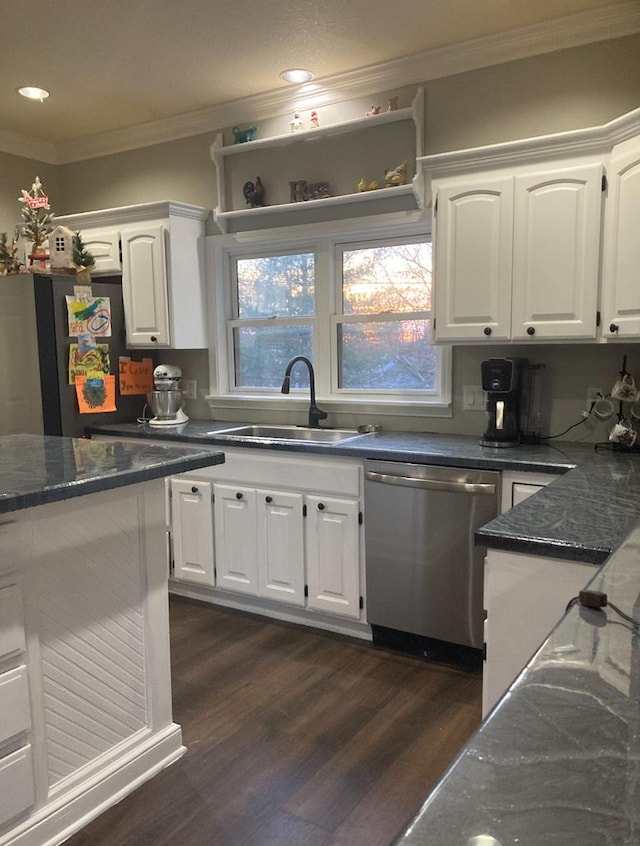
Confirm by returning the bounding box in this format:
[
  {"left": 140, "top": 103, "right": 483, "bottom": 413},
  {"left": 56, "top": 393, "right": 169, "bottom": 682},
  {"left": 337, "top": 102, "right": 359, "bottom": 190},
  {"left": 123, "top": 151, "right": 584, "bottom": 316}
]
[
  {"left": 0, "top": 745, "right": 35, "bottom": 826},
  {"left": 0, "top": 666, "right": 30, "bottom": 746},
  {"left": 0, "top": 579, "right": 26, "bottom": 660}
]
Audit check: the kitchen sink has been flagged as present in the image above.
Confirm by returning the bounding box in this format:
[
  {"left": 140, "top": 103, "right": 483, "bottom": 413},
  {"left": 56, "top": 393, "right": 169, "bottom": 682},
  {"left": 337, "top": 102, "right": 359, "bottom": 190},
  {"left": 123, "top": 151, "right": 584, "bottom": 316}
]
[{"left": 211, "top": 425, "right": 364, "bottom": 443}]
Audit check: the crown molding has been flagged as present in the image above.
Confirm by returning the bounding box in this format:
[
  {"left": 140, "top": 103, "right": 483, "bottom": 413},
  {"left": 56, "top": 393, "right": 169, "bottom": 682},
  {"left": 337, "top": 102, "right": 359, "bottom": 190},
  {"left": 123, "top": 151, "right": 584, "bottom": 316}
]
[
  {"left": 418, "top": 106, "right": 640, "bottom": 174},
  {"left": 7, "top": 2, "right": 640, "bottom": 165},
  {"left": 0, "top": 130, "right": 57, "bottom": 164}
]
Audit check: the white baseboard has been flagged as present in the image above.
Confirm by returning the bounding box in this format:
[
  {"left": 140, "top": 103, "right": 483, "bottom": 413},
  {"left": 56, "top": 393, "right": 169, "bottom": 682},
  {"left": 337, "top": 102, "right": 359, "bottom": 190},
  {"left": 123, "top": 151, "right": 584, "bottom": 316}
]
[{"left": 2, "top": 725, "right": 184, "bottom": 846}]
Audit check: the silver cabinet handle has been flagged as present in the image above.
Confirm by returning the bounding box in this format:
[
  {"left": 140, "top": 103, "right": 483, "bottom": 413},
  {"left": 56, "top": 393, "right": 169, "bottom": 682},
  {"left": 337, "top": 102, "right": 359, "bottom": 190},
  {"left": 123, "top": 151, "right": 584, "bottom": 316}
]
[{"left": 365, "top": 470, "right": 496, "bottom": 495}]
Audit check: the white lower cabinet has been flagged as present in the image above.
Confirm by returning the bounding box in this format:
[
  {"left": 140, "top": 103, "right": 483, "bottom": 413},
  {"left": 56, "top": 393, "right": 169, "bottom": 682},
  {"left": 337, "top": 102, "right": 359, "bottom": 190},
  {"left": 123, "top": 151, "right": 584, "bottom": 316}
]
[
  {"left": 168, "top": 450, "right": 364, "bottom": 629},
  {"left": 170, "top": 478, "right": 215, "bottom": 586},
  {"left": 214, "top": 483, "right": 259, "bottom": 595},
  {"left": 258, "top": 489, "right": 305, "bottom": 606},
  {"left": 306, "top": 495, "right": 361, "bottom": 619},
  {"left": 482, "top": 549, "right": 593, "bottom": 718}
]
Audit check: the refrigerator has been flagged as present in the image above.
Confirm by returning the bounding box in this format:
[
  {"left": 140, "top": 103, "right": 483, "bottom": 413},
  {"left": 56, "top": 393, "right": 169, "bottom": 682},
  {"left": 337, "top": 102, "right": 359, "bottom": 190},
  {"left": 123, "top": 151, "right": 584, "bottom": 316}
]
[{"left": 0, "top": 272, "right": 155, "bottom": 437}]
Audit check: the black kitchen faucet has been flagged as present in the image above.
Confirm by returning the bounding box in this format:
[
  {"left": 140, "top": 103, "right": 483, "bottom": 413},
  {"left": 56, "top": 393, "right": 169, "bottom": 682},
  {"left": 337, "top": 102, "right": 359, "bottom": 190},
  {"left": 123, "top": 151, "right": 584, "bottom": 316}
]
[{"left": 280, "top": 356, "right": 328, "bottom": 429}]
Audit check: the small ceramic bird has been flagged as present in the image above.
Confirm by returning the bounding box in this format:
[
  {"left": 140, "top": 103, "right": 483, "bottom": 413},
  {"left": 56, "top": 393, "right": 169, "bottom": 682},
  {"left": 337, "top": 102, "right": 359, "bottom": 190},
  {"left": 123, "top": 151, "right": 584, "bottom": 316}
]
[
  {"left": 357, "top": 177, "right": 368, "bottom": 192},
  {"left": 243, "top": 177, "right": 265, "bottom": 207}
]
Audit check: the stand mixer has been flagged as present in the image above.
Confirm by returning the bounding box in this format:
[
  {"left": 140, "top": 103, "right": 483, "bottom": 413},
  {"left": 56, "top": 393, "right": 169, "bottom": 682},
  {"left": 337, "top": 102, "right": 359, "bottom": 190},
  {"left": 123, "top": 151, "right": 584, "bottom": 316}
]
[{"left": 147, "top": 364, "right": 189, "bottom": 426}]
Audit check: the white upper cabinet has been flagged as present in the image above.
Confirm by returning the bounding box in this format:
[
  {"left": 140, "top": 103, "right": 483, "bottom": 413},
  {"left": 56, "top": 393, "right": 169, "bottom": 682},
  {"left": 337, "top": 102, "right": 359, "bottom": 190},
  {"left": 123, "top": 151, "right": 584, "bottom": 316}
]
[
  {"left": 601, "top": 135, "right": 640, "bottom": 339},
  {"left": 431, "top": 160, "right": 603, "bottom": 342},
  {"left": 511, "top": 162, "right": 603, "bottom": 340},
  {"left": 56, "top": 202, "right": 210, "bottom": 349},
  {"left": 433, "top": 175, "right": 513, "bottom": 341},
  {"left": 422, "top": 106, "right": 640, "bottom": 344}
]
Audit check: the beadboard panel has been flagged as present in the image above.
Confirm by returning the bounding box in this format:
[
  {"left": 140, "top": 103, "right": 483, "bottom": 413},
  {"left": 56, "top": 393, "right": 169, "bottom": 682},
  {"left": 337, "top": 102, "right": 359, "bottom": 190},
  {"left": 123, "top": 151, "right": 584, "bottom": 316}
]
[{"left": 26, "top": 492, "right": 148, "bottom": 787}]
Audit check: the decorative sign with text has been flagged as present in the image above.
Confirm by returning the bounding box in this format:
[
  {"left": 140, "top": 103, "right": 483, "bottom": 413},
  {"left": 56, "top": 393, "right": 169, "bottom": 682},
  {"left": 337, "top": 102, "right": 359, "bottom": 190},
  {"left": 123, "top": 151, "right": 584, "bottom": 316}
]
[{"left": 119, "top": 357, "right": 154, "bottom": 395}]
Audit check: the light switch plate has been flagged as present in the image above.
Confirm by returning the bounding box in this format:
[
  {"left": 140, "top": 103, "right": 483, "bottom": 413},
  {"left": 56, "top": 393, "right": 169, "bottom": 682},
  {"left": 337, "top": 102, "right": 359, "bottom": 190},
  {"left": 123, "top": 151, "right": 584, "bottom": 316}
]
[
  {"left": 182, "top": 379, "right": 197, "bottom": 400},
  {"left": 463, "top": 385, "right": 487, "bottom": 411}
]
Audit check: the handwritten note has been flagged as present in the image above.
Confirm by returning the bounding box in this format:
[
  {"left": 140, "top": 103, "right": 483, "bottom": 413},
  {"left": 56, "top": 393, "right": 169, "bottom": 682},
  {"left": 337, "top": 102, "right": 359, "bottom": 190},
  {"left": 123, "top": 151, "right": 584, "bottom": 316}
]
[{"left": 119, "top": 357, "right": 154, "bottom": 395}]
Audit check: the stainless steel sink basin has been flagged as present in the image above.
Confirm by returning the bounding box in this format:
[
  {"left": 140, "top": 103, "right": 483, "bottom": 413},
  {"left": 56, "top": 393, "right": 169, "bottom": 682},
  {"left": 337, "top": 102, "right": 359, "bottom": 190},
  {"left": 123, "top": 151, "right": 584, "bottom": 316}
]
[{"left": 212, "top": 425, "right": 364, "bottom": 443}]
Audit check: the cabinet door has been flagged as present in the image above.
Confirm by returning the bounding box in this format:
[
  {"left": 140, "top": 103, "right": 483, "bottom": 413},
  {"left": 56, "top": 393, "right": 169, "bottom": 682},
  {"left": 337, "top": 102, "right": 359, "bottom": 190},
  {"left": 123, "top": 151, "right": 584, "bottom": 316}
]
[
  {"left": 305, "top": 495, "right": 360, "bottom": 619},
  {"left": 79, "top": 227, "right": 122, "bottom": 275},
  {"left": 601, "top": 142, "right": 640, "bottom": 339},
  {"left": 120, "top": 223, "right": 170, "bottom": 346},
  {"left": 213, "top": 484, "right": 258, "bottom": 595},
  {"left": 511, "top": 163, "right": 603, "bottom": 340},
  {"left": 257, "top": 490, "right": 305, "bottom": 606},
  {"left": 170, "top": 478, "right": 214, "bottom": 586},
  {"left": 483, "top": 549, "right": 592, "bottom": 717},
  {"left": 433, "top": 175, "right": 513, "bottom": 341}
]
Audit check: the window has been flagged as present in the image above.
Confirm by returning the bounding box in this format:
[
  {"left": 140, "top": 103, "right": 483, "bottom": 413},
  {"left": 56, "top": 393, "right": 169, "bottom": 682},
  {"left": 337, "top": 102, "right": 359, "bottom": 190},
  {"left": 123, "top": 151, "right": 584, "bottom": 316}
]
[
  {"left": 232, "top": 252, "right": 315, "bottom": 389},
  {"left": 213, "top": 221, "right": 450, "bottom": 413},
  {"left": 336, "top": 239, "right": 435, "bottom": 393}
]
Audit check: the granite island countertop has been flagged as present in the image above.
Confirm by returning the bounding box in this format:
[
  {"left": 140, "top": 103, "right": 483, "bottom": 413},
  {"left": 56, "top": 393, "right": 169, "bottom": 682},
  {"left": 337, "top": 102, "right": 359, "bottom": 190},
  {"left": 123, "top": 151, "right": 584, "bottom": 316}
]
[
  {"left": 0, "top": 433, "right": 225, "bottom": 514},
  {"left": 394, "top": 524, "right": 640, "bottom": 846}
]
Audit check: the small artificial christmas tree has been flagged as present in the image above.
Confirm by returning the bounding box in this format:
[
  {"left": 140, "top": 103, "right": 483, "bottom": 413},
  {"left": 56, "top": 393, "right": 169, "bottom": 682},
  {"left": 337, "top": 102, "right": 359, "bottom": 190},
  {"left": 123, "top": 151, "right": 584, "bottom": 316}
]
[
  {"left": 0, "top": 228, "right": 24, "bottom": 274},
  {"left": 71, "top": 231, "right": 95, "bottom": 281},
  {"left": 18, "top": 176, "right": 54, "bottom": 260}
]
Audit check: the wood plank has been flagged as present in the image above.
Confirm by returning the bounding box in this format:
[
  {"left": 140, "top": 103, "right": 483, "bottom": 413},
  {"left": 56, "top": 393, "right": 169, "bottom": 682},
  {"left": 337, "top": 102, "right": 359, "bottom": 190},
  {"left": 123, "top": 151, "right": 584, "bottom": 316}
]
[{"left": 64, "top": 599, "right": 481, "bottom": 845}]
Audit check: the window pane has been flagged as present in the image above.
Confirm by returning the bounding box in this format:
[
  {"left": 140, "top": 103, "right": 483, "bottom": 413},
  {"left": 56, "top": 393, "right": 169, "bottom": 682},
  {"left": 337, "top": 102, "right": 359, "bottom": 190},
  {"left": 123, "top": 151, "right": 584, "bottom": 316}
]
[
  {"left": 342, "top": 242, "right": 432, "bottom": 315},
  {"left": 236, "top": 253, "right": 315, "bottom": 318},
  {"left": 234, "top": 325, "right": 312, "bottom": 388},
  {"left": 339, "top": 320, "right": 436, "bottom": 390}
]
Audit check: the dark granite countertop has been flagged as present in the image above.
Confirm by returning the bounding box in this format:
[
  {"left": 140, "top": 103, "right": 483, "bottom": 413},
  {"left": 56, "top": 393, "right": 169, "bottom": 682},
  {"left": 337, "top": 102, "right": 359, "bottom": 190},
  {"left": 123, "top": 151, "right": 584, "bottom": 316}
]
[
  {"left": 394, "top": 525, "right": 640, "bottom": 846},
  {"left": 0, "top": 433, "right": 225, "bottom": 514},
  {"left": 87, "top": 420, "right": 592, "bottom": 473},
  {"left": 477, "top": 449, "right": 640, "bottom": 564}
]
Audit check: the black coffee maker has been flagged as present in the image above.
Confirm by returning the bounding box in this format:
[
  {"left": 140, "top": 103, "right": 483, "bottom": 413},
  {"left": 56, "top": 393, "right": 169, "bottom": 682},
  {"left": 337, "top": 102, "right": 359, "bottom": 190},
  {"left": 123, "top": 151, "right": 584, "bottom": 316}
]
[{"left": 480, "top": 358, "right": 528, "bottom": 448}]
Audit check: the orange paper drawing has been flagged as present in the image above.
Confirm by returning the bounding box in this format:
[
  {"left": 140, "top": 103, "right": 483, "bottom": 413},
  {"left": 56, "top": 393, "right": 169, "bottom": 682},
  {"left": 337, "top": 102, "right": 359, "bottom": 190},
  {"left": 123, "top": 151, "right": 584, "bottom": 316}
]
[
  {"left": 75, "top": 374, "right": 116, "bottom": 413},
  {"left": 119, "top": 357, "right": 154, "bottom": 395}
]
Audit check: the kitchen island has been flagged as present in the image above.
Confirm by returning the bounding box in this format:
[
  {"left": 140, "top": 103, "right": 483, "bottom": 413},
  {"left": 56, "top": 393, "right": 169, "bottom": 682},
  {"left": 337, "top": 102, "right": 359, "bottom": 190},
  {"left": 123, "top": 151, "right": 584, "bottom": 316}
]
[{"left": 0, "top": 434, "right": 224, "bottom": 846}]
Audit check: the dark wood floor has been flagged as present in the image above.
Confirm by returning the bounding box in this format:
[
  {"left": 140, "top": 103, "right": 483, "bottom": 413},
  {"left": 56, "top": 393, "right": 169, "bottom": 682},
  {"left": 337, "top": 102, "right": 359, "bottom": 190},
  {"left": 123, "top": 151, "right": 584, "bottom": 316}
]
[{"left": 67, "top": 598, "right": 482, "bottom": 846}]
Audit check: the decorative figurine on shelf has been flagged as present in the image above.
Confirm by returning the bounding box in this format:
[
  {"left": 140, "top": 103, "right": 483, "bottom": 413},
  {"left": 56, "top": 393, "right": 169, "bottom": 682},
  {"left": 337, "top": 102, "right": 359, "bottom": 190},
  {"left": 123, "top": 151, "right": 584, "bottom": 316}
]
[
  {"left": 386, "top": 96, "right": 399, "bottom": 112},
  {"left": 243, "top": 177, "right": 266, "bottom": 207},
  {"left": 384, "top": 160, "right": 408, "bottom": 187},
  {"left": 48, "top": 224, "right": 75, "bottom": 270},
  {"left": 290, "top": 180, "right": 307, "bottom": 203},
  {"left": 357, "top": 178, "right": 379, "bottom": 192},
  {"left": 0, "top": 228, "right": 24, "bottom": 275},
  {"left": 309, "top": 110, "right": 320, "bottom": 128},
  {"left": 232, "top": 125, "right": 258, "bottom": 144},
  {"left": 71, "top": 231, "right": 96, "bottom": 282},
  {"left": 303, "top": 181, "right": 332, "bottom": 201},
  {"left": 365, "top": 105, "right": 381, "bottom": 116},
  {"left": 18, "top": 176, "right": 54, "bottom": 267},
  {"left": 290, "top": 111, "right": 304, "bottom": 132}
]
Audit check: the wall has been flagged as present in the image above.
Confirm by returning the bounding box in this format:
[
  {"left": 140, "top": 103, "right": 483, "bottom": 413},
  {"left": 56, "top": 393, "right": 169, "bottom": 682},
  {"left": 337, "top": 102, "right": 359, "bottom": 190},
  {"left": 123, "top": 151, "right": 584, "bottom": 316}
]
[
  {"left": 0, "top": 152, "right": 61, "bottom": 238},
  {"left": 3, "top": 34, "right": 640, "bottom": 440}
]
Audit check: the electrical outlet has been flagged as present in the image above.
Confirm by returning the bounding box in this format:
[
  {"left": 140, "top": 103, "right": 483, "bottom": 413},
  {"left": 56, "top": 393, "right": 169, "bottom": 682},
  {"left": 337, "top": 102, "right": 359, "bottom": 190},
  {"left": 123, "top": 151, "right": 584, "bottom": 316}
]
[
  {"left": 182, "top": 379, "right": 197, "bottom": 400},
  {"left": 586, "top": 386, "right": 603, "bottom": 409}
]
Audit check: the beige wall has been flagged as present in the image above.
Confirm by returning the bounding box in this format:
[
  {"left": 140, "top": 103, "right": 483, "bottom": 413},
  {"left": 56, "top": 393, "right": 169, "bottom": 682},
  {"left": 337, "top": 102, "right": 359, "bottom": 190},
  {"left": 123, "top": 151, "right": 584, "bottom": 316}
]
[
  {"left": 2, "top": 35, "right": 640, "bottom": 440},
  {"left": 0, "top": 153, "right": 61, "bottom": 238}
]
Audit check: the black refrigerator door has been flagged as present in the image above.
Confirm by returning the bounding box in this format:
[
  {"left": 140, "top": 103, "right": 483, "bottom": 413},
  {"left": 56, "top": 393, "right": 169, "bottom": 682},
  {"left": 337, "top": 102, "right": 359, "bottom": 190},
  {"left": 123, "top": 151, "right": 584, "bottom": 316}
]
[{"left": 33, "top": 274, "right": 154, "bottom": 436}]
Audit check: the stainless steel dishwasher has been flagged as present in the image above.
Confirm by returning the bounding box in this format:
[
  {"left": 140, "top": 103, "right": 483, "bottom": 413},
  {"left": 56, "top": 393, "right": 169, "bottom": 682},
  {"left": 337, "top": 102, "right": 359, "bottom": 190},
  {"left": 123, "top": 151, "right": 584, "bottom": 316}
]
[{"left": 364, "top": 460, "right": 499, "bottom": 653}]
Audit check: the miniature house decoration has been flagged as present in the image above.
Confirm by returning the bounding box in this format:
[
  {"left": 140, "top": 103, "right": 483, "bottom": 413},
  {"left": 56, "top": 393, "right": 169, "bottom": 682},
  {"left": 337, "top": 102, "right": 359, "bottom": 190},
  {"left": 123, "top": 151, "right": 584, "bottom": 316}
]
[{"left": 48, "top": 224, "right": 75, "bottom": 269}]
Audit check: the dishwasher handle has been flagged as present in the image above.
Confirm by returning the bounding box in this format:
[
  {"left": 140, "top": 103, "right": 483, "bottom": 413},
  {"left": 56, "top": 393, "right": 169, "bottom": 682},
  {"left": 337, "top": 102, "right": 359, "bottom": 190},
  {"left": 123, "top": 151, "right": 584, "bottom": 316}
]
[{"left": 364, "top": 469, "right": 496, "bottom": 495}]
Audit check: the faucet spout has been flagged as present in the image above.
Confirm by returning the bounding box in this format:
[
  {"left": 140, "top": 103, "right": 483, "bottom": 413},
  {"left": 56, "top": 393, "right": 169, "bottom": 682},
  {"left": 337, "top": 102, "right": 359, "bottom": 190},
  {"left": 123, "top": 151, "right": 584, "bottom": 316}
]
[{"left": 280, "top": 356, "right": 328, "bottom": 428}]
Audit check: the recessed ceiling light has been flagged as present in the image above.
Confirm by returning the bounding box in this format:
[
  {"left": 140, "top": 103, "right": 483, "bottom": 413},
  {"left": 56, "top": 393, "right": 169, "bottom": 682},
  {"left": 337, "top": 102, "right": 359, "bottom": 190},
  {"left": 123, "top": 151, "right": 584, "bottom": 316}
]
[
  {"left": 280, "top": 69, "right": 314, "bottom": 84},
  {"left": 17, "top": 86, "right": 50, "bottom": 102}
]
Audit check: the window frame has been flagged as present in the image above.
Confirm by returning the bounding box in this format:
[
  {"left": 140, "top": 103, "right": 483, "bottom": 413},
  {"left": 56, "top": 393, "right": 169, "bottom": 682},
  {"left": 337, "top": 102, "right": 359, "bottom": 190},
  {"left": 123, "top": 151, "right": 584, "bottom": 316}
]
[{"left": 206, "top": 217, "right": 451, "bottom": 418}]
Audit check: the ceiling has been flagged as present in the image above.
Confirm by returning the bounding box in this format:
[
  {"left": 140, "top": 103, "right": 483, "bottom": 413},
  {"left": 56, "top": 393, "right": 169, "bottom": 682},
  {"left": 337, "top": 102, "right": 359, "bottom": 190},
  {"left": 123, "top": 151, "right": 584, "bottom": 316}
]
[{"left": 2, "top": 0, "right": 639, "bottom": 162}]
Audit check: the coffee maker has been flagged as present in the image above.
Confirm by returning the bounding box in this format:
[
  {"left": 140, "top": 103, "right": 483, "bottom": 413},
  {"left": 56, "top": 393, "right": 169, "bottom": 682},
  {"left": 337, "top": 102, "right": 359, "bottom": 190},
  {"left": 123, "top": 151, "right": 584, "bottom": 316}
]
[
  {"left": 480, "top": 358, "right": 527, "bottom": 448},
  {"left": 147, "top": 364, "right": 189, "bottom": 427}
]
